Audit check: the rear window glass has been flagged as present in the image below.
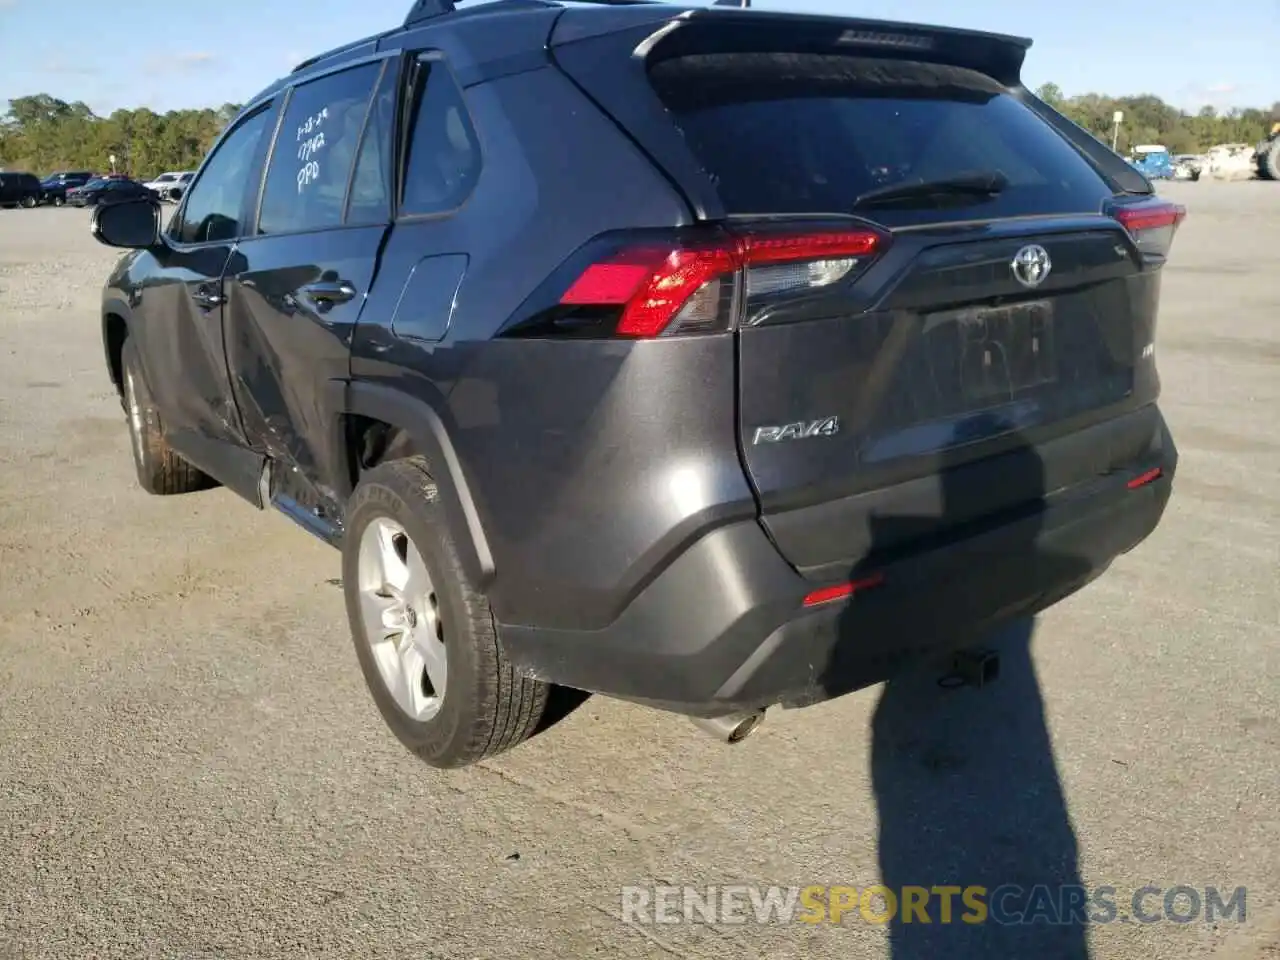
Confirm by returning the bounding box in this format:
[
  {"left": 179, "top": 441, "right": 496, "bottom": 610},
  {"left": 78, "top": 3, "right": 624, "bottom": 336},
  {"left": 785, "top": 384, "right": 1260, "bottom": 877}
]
[{"left": 648, "top": 53, "right": 1113, "bottom": 226}]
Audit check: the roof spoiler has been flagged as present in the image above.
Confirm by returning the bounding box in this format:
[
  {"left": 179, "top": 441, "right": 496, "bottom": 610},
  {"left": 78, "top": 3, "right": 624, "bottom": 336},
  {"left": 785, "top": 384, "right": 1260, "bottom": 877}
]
[{"left": 551, "top": 9, "right": 1031, "bottom": 88}]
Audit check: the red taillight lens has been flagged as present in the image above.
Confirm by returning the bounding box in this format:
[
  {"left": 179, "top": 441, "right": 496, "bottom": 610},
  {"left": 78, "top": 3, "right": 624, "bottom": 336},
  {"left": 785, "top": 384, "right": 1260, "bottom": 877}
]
[
  {"left": 555, "top": 227, "right": 887, "bottom": 338},
  {"left": 561, "top": 244, "right": 740, "bottom": 337},
  {"left": 1109, "top": 198, "right": 1186, "bottom": 258}
]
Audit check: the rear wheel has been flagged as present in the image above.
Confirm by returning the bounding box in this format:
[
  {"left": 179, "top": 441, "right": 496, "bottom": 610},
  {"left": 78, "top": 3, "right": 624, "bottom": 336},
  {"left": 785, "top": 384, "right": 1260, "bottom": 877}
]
[
  {"left": 21, "top": 195, "right": 37, "bottom": 208},
  {"left": 343, "top": 457, "right": 550, "bottom": 769},
  {"left": 121, "top": 339, "right": 214, "bottom": 494},
  {"left": 53, "top": 195, "right": 65, "bottom": 207}
]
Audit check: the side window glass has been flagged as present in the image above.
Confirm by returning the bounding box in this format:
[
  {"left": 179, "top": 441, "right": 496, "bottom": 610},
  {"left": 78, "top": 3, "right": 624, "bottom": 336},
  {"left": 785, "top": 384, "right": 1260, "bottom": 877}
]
[
  {"left": 401, "top": 58, "right": 481, "bottom": 216},
  {"left": 345, "top": 63, "right": 398, "bottom": 224},
  {"left": 258, "top": 62, "right": 382, "bottom": 235},
  {"left": 173, "top": 105, "right": 274, "bottom": 244}
]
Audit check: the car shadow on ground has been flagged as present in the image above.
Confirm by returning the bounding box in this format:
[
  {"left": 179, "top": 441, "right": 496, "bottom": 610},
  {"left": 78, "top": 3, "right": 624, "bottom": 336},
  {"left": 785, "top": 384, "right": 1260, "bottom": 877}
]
[
  {"left": 830, "top": 427, "right": 1096, "bottom": 958},
  {"left": 869, "top": 618, "right": 1089, "bottom": 958}
]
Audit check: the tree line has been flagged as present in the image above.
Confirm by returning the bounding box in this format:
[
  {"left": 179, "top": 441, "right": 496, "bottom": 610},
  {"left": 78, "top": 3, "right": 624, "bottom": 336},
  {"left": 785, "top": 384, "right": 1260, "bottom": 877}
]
[
  {"left": 2, "top": 87, "right": 1277, "bottom": 178},
  {"left": 0, "top": 94, "right": 243, "bottom": 177},
  {"left": 1034, "top": 85, "right": 1278, "bottom": 155}
]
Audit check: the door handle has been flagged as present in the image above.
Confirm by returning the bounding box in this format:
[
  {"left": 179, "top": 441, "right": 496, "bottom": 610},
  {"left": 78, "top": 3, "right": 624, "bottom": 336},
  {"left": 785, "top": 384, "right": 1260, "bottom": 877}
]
[
  {"left": 297, "top": 280, "right": 358, "bottom": 306},
  {"left": 192, "top": 285, "right": 225, "bottom": 310}
]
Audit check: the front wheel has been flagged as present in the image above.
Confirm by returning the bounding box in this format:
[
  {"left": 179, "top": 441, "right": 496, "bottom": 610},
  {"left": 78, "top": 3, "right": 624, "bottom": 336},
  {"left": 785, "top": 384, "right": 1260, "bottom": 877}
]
[
  {"left": 52, "top": 195, "right": 64, "bottom": 207},
  {"left": 121, "top": 339, "right": 214, "bottom": 495},
  {"left": 343, "top": 457, "right": 550, "bottom": 769},
  {"left": 21, "top": 196, "right": 37, "bottom": 208}
]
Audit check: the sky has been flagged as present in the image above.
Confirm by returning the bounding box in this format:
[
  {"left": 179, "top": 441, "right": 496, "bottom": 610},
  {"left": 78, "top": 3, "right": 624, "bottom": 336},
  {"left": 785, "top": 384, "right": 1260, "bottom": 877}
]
[{"left": 0, "top": 0, "right": 1277, "bottom": 116}]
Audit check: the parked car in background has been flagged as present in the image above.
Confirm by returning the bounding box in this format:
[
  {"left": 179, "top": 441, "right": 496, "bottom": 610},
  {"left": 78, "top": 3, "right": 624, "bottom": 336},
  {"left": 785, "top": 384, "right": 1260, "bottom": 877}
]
[
  {"left": 40, "top": 170, "right": 94, "bottom": 206},
  {"left": 1202, "top": 143, "right": 1257, "bottom": 182},
  {"left": 1127, "top": 144, "right": 1175, "bottom": 180},
  {"left": 0, "top": 171, "right": 45, "bottom": 208},
  {"left": 67, "top": 177, "right": 158, "bottom": 207},
  {"left": 142, "top": 171, "right": 196, "bottom": 202},
  {"left": 1172, "top": 155, "right": 1203, "bottom": 181}
]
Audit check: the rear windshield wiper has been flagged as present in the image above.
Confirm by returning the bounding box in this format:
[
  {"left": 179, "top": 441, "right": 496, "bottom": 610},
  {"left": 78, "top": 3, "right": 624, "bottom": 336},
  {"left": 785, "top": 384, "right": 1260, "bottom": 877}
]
[{"left": 852, "top": 170, "right": 1010, "bottom": 209}]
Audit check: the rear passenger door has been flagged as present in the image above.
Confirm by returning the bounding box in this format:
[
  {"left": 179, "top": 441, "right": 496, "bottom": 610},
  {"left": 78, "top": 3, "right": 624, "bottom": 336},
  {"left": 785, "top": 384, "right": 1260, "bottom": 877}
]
[{"left": 222, "top": 55, "right": 400, "bottom": 514}]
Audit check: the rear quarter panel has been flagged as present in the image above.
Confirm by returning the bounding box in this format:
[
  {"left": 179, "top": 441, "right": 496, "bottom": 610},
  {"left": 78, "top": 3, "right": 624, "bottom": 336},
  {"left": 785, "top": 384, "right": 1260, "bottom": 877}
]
[{"left": 351, "top": 62, "right": 756, "bottom": 631}]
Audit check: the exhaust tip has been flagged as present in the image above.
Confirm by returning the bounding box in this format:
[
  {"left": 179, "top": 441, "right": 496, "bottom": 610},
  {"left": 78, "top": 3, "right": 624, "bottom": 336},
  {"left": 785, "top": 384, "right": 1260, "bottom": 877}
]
[
  {"left": 690, "top": 709, "right": 766, "bottom": 744},
  {"left": 726, "top": 711, "right": 764, "bottom": 742}
]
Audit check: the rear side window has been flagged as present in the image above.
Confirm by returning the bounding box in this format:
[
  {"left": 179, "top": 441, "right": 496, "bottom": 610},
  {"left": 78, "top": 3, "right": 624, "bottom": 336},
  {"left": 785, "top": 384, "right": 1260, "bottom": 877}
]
[
  {"left": 257, "top": 61, "right": 383, "bottom": 235},
  {"left": 400, "top": 58, "right": 481, "bottom": 217},
  {"left": 648, "top": 54, "right": 1114, "bottom": 225},
  {"left": 345, "top": 61, "right": 397, "bottom": 224}
]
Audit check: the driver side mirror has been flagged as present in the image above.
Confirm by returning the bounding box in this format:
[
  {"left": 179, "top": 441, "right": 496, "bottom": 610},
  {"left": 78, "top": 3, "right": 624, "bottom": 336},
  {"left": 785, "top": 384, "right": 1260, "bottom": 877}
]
[{"left": 91, "top": 198, "right": 161, "bottom": 250}]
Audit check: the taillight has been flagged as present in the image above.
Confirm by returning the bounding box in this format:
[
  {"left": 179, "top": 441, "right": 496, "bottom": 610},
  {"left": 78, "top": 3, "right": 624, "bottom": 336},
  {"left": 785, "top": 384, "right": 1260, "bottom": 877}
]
[
  {"left": 515, "top": 225, "right": 888, "bottom": 339},
  {"left": 1108, "top": 197, "right": 1186, "bottom": 259},
  {"left": 560, "top": 242, "right": 740, "bottom": 337}
]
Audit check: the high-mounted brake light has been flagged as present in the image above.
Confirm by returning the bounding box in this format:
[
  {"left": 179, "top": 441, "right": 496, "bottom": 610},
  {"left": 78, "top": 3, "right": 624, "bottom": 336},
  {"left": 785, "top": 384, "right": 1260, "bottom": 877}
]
[
  {"left": 1108, "top": 198, "right": 1186, "bottom": 259},
  {"left": 556, "top": 228, "right": 887, "bottom": 338}
]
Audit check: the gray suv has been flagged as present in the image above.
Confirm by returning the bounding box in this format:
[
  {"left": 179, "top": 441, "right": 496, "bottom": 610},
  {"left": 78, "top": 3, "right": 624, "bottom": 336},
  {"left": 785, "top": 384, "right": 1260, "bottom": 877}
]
[{"left": 90, "top": 0, "right": 1182, "bottom": 768}]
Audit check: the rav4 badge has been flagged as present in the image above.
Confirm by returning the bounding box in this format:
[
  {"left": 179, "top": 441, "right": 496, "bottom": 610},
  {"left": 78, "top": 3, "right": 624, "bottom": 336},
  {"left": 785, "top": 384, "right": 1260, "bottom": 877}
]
[{"left": 752, "top": 417, "right": 840, "bottom": 445}]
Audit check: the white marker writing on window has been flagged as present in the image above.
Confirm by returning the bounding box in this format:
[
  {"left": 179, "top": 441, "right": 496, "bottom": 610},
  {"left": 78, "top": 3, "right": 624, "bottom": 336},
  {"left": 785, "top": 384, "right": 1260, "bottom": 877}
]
[
  {"left": 297, "top": 161, "right": 320, "bottom": 192},
  {"left": 297, "top": 132, "right": 326, "bottom": 163}
]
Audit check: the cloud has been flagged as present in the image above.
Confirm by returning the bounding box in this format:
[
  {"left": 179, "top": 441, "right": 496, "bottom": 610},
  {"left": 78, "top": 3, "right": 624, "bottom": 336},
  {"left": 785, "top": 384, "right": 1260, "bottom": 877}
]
[
  {"left": 1176, "top": 81, "right": 1248, "bottom": 113},
  {"left": 42, "top": 57, "right": 102, "bottom": 77},
  {"left": 143, "top": 51, "right": 217, "bottom": 76}
]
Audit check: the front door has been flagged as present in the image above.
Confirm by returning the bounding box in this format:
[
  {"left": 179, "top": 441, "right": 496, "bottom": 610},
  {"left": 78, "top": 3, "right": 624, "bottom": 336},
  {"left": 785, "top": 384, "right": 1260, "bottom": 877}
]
[
  {"left": 222, "top": 57, "right": 398, "bottom": 515},
  {"left": 136, "top": 101, "right": 279, "bottom": 451}
]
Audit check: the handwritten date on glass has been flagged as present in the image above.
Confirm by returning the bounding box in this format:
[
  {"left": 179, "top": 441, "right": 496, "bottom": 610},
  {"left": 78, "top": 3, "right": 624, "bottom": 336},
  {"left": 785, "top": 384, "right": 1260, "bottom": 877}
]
[{"left": 296, "top": 106, "right": 329, "bottom": 143}]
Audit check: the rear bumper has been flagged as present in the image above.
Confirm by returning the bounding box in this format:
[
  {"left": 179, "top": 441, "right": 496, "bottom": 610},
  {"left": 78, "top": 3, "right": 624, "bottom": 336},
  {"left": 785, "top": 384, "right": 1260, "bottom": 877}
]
[{"left": 499, "top": 409, "right": 1176, "bottom": 716}]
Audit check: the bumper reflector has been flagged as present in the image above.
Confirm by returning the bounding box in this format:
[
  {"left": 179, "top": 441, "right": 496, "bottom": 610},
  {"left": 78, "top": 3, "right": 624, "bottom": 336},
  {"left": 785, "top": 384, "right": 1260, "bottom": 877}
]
[{"left": 803, "top": 572, "right": 886, "bottom": 607}]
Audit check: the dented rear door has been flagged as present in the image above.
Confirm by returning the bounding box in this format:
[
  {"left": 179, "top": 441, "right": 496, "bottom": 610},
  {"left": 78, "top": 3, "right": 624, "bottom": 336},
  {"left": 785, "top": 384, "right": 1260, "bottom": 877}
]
[{"left": 222, "top": 56, "right": 398, "bottom": 512}]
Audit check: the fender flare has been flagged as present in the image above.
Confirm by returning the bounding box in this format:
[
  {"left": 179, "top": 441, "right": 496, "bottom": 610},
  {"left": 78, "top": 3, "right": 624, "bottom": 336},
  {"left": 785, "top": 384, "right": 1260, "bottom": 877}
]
[
  {"left": 101, "top": 296, "right": 134, "bottom": 393},
  {"left": 334, "top": 379, "right": 496, "bottom": 589}
]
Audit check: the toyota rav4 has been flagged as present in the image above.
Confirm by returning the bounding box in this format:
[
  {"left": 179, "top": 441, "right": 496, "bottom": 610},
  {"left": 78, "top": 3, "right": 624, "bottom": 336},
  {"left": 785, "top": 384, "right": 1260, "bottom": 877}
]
[{"left": 91, "top": 0, "right": 1181, "bottom": 768}]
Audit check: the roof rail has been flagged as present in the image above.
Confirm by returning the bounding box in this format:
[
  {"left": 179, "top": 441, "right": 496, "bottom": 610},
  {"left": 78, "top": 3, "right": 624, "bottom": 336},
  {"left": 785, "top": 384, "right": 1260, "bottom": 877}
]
[
  {"left": 291, "top": 33, "right": 389, "bottom": 73},
  {"left": 404, "top": 0, "right": 666, "bottom": 25}
]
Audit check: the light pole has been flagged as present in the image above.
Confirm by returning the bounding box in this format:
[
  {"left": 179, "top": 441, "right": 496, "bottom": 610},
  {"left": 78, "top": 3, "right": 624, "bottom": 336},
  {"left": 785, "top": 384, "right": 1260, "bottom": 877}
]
[{"left": 1111, "top": 110, "right": 1124, "bottom": 153}]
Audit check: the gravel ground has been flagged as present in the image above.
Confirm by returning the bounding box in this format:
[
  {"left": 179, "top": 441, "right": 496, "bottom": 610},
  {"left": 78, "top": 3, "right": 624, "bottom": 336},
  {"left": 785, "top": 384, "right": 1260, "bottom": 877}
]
[{"left": 0, "top": 182, "right": 1277, "bottom": 960}]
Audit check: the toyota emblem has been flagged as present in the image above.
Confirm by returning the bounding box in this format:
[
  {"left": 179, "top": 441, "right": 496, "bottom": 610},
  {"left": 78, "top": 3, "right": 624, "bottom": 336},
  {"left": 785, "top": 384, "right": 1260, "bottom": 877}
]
[{"left": 1010, "top": 244, "right": 1052, "bottom": 288}]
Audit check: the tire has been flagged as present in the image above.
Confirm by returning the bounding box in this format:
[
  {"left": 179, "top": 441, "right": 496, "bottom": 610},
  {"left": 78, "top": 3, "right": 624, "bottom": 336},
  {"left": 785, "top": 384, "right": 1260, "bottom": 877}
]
[
  {"left": 120, "top": 338, "right": 213, "bottom": 495},
  {"left": 343, "top": 457, "right": 550, "bottom": 769},
  {"left": 53, "top": 196, "right": 64, "bottom": 207},
  {"left": 1259, "top": 140, "right": 1280, "bottom": 181},
  {"left": 21, "top": 195, "right": 37, "bottom": 208}
]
